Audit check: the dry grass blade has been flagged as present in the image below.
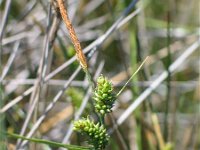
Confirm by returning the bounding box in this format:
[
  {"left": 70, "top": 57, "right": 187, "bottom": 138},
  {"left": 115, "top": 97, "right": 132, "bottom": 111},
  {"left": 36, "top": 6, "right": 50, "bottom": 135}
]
[
  {"left": 152, "top": 114, "right": 165, "bottom": 149},
  {"left": 116, "top": 40, "right": 200, "bottom": 126},
  {"left": 1, "top": 0, "right": 199, "bottom": 149},
  {"left": 14, "top": 4, "right": 61, "bottom": 148},
  {"left": 0, "top": 1, "right": 141, "bottom": 114},
  {"left": 19, "top": 66, "right": 81, "bottom": 148},
  {"left": 0, "top": 41, "right": 20, "bottom": 82},
  {"left": 0, "top": 0, "right": 11, "bottom": 41}
]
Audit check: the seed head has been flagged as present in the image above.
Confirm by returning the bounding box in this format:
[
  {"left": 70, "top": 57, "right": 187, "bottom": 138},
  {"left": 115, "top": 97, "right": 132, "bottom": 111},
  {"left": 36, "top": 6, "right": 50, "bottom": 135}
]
[
  {"left": 73, "top": 117, "right": 109, "bottom": 149},
  {"left": 93, "top": 75, "right": 116, "bottom": 115}
]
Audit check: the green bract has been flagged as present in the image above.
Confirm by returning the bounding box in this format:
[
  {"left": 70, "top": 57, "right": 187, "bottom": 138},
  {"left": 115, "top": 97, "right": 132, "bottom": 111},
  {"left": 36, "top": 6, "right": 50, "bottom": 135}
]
[
  {"left": 93, "top": 75, "right": 116, "bottom": 115},
  {"left": 73, "top": 117, "right": 109, "bottom": 150}
]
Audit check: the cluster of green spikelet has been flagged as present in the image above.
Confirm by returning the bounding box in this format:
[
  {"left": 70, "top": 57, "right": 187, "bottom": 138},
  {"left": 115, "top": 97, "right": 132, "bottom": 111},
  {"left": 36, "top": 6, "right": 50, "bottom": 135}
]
[
  {"left": 93, "top": 75, "right": 116, "bottom": 115},
  {"left": 73, "top": 117, "right": 109, "bottom": 150},
  {"left": 73, "top": 75, "right": 116, "bottom": 149}
]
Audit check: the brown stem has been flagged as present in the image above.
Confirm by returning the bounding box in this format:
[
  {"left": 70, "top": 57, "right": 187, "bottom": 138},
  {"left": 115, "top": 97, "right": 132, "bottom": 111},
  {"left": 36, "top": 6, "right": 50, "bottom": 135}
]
[{"left": 57, "top": 0, "right": 87, "bottom": 70}]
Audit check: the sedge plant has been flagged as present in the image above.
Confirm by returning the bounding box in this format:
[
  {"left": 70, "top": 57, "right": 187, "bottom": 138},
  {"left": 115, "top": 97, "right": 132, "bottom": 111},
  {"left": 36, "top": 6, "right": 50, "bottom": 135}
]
[
  {"left": 73, "top": 57, "right": 148, "bottom": 149},
  {"left": 56, "top": 1, "right": 148, "bottom": 149},
  {"left": 73, "top": 75, "right": 116, "bottom": 149}
]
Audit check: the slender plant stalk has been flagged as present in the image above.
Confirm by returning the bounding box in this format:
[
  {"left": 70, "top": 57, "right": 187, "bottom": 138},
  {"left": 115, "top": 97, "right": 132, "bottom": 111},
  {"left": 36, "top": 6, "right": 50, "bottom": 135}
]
[
  {"left": 152, "top": 114, "right": 165, "bottom": 150},
  {"left": 0, "top": 2, "right": 141, "bottom": 114},
  {"left": 20, "top": 66, "right": 82, "bottom": 148},
  {"left": 117, "top": 56, "right": 149, "bottom": 97},
  {"left": 99, "top": 114, "right": 105, "bottom": 125},
  {"left": 61, "top": 61, "right": 104, "bottom": 145},
  {"left": 0, "top": 0, "right": 12, "bottom": 149},
  {"left": 0, "top": 88, "right": 6, "bottom": 150},
  {"left": 57, "top": 0, "right": 94, "bottom": 88},
  {"left": 116, "top": 40, "right": 200, "bottom": 126},
  {"left": 6, "top": 132, "right": 92, "bottom": 150},
  {"left": 57, "top": 0, "right": 87, "bottom": 71},
  {"left": 164, "top": 9, "right": 172, "bottom": 142}
]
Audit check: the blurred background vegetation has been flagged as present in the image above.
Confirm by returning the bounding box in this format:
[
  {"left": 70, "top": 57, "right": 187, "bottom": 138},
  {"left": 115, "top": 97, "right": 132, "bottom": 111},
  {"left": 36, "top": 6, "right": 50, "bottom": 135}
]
[{"left": 0, "top": 0, "right": 199, "bottom": 150}]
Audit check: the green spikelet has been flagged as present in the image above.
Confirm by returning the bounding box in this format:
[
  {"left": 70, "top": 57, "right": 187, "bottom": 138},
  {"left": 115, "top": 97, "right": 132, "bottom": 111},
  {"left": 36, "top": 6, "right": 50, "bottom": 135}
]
[
  {"left": 73, "top": 117, "right": 109, "bottom": 149},
  {"left": 93, "top": 75, "right": 116, "bottom": 115}
]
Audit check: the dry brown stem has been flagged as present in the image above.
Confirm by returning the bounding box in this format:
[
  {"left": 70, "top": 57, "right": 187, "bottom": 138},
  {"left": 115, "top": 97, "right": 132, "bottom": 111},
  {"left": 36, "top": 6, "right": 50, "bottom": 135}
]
[{"left": 57, "top": 0, "right": 87, "bottom": 70}]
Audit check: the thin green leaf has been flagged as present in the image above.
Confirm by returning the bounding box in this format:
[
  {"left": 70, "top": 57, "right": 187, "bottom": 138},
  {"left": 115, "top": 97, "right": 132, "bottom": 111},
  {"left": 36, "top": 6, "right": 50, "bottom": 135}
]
[
  {"left": 6, "top": 132, "right": 93, "bottom": 150},
  {"left": 117, "top": 56, "right": 149, "bottom": 97}
]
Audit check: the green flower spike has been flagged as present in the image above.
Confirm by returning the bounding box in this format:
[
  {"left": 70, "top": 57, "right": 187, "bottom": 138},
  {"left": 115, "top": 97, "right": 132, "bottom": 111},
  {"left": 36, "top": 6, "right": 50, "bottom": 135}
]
[
  {"left": 93, "top": 75, "right": 116, "bottom": 115},
  {"left": 73, "top": 117, "right": 109, "bottom": 149}
]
